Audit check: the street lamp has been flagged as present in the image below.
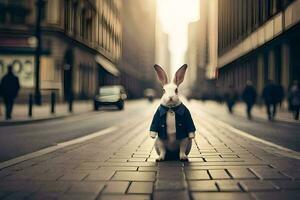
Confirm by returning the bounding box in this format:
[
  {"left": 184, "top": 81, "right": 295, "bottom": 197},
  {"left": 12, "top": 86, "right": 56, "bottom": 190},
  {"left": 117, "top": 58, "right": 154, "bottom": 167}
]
[{"left": 34, "top": 0, "right": 45, "bottom": 105}]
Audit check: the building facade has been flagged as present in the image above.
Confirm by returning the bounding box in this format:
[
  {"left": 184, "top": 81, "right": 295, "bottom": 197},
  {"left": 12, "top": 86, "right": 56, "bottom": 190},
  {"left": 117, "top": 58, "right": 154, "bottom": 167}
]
[
  {"left": 155, "top": 21, "right": 171, "bottom": 78},
  {"left": 185, "top": 0, "right": 211, "bottom": 98},
  {"left": 119, "top": 0, "right": 157, "bottom": 99},
  {"left": 217, "top": 0, "right": 300, "bottom": 95},
  {"left": 0, "top": 0, "right": 122, "bottom": 102}
]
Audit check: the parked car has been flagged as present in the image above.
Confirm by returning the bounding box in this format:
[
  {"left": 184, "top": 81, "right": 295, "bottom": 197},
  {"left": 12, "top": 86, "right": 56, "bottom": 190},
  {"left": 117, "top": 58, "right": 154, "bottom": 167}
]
[{"left": 94, "top": 85, "right": 127, "bottom": 110}]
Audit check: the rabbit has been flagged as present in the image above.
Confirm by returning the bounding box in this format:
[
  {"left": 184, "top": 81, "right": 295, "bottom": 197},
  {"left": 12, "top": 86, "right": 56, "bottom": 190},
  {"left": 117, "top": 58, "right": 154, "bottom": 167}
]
[{"left": 149, "top": 64, "right": 196, "bottom": 162}]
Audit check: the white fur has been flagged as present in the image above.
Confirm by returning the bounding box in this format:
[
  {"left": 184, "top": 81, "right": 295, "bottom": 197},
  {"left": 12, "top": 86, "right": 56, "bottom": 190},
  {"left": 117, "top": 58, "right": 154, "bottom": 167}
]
[
  {"left": 151, "top": 64, "right": 195, "bottom": 161},
  {"left": 161, "top": 83, "right": 181, "bottom": 107}
]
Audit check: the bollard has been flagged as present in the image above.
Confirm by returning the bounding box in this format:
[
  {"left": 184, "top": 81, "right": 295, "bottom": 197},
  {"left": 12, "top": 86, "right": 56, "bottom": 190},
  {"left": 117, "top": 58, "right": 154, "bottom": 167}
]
[
  {"left": 68, "top": 93, "right": 73, "bottom": 113},
  {"left": 50, "top": 92, "right": 56, "bottom": 114},
  {"left": 28, "top": 94, "right": 33, "bottom": 118}
]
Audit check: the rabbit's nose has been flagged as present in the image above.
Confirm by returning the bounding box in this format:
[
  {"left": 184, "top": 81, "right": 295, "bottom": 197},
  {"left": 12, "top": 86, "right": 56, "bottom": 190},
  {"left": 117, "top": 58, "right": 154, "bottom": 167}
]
[{"left": 169, "top": 97, "right": 173, "bottom": 101}]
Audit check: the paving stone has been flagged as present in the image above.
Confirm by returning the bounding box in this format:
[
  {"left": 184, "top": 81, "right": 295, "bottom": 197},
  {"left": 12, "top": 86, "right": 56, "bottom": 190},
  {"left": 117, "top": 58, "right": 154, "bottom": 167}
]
[
  {"left": 155, "top": 179, "right": 187, "bottom": 190},
  {"left": 147, "top": 158, "right": 156, "bottom": 162},
  {"left": 59, "top": 171, "right": 89, "bottom": 181},
  {"left": 129, "top": 158, "right": 147, "bottom": 162},
  {"left": 188, "top": 158, "right": 205, "bottom": 162},
  {"left": 240, "top": 180, "right": 277, "bottom": 191},
  {"left": 200, "top": 150, "right": 217, "bottom": 153},
  {"left": 85, "top": 170, "right": 115, "bottom": 181},
  {"left": 153, "top": 191, "right": 190, "bottom": 200},
  {"left": 271, "top": 180, "right": 300, "bottom": 190},
  {"left": 107, "top": 159, "right": 129, "bottom": 163},
  {"left": 188, "top": 162, "right": 256, "bottom": 166},
  {"left": 185, "top": 165, "right": 270, "bottom": 170},
  {"left": 67, "top": 182, "right": 105, "bottom": 195},
  {"left": 227, "top": 169, "right": 257, "bottom": 179},
  {"left": 220, "top": 155, "right": 239, "bottom": 158},
  {"left": 99, "top": 194, "right": 151, "bottom": 200},
  {"left": 112, "top": 172, "right": 155, "bottom": 181},
  {"left": 132, "top": 154, "right": 149, "bottom": 158},
  {"left": 185, "top": 170, "right": 210, "bottom": 180},
  {"left": 216, "top": 180, "right": 241, "bottom": 192},
  {"left": 100, "top": 167, "right": 138, "bottom": 171},
  {"left": 76, "top": 162, "right": 102, "bottom": 170},
  {"left": 59, "top": 194, "right": 97, "bottom": 200},
  {"left": 101, "top": 162, "right": 155, "bottom": 167},
  {"left": 250, "top": 169, "right": 290, "bottom": 180},
  {"left": 209, "top": 170, "right": 231, "bottom": 179},
  {"left": 188, "top": 181, "right": 218, "bottom": 192},
  {"left": 157, "top": 168, "right": 184, "bottom": 180},
  {"left": 39, "top": 181, "right": 73, "bottom": 193},
  {"left": 30, "top": 171, "right": 64, "bottom": 181},
  {"left": 192, "top": 192, "right": 254, "bottom": 200},
  {"left": 252, "top": 191, "right": 300, "bottom": 200},
  {"left": 138, "top": 167, "right": 158, "bottom": 171},
  {"left": 128, "top": 182, "right": 153, "bottom": 194},
  {"left": 102, "top": 181, "right": 130, "bottom": 194},
  {"left": 205, "top": 157, "right": 243, "bottom": 162}
]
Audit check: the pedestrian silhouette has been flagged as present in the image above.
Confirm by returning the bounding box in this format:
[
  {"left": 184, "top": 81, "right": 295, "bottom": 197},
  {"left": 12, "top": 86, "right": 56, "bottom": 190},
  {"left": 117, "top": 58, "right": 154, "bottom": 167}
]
[
  {"left": 224, "top": 84, "right": 239, "bottom": 114},
  {"left": 262, "top": 80, "right": 281, "bottom": 121},
  {"left": 276, "top": 83, "right": 285, "bottom": 108},
  {"left": 289, "top": 81, "right": 300, "bottom": 120},
  {"left": 0, "top": 65, "right": 20, "bottom": 120},
  {"left": 242, "top": 81, "right": 257, "bottom": 120}
]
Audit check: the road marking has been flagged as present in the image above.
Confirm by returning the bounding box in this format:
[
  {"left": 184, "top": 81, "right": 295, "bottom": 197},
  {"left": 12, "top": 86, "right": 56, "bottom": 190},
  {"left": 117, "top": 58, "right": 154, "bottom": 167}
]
[
  {"left": 0, "top": 126, "right": 118, "bottom": 170},
  {"left": 198, "top": 110, "right": 300, "bottom": 160}
]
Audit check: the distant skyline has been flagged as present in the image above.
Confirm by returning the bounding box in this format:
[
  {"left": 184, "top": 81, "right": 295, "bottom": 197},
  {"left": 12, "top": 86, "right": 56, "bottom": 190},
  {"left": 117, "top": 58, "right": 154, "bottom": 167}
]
[{"left": 157, "top": 0, "right": 200, "bottom": 76}]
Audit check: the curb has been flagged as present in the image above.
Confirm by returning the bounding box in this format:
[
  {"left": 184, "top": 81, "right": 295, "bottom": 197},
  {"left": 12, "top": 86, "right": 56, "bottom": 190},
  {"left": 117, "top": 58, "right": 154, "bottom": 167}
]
[
  {"left": 0, "top": 112, "right": 94, "bottom": 127},
  {"left": 0, "top": 115, "right": 72, "bottom": 126}
]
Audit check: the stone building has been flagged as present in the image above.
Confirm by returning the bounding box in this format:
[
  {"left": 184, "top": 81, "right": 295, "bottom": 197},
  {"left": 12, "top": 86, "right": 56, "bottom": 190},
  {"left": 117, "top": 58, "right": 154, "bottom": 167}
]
[
  {"left": 185, "top": 0, "right": 210, "bottom": 99},
  {"left": 0, "top": 0, "right": 122, "bottom": 102},
  {"left": 217, "top": 0, "right": 300, "bottom": 94},
  {"left": 119, "top": 0, "right": 157, "bottom": 98},
  {"left": 155, "top": 21, "right": 171, "bottom": 79}
]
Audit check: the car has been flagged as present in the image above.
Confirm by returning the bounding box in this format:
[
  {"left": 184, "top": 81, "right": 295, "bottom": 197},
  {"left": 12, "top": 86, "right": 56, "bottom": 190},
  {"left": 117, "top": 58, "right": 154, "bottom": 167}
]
[{"left": 94, "top": 85, "right": 127, "bottom": 110}]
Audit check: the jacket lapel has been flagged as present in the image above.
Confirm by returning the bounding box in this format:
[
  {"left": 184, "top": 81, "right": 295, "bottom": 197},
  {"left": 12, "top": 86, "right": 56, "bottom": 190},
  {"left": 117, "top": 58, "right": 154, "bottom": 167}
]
[{"left": 158, "top": 104, "right": 185, "bottom": 117}]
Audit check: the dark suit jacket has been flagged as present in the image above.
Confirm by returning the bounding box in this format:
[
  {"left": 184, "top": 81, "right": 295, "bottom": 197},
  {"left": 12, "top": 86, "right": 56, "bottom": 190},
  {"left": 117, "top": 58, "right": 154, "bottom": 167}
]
[
  {"left": 0, "top": 73, "right": 20, "bottom": 99},
  {"left": 150, "top": 103, "right": 196, "bottom": 140}
]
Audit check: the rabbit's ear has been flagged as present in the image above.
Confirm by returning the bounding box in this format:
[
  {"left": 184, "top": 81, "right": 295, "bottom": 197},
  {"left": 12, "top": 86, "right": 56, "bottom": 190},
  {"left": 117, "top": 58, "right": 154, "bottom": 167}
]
[
  {"left": 154, "top": 64, "right": 168, "bottom": 85},
  {"left": 174, "top": 64, "right": 188, "bottom": 86}
]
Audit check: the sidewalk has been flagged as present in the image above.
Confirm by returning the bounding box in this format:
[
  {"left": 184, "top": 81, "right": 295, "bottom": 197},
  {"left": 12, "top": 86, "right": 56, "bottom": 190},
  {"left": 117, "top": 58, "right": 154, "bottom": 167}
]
[
  {"left": 0, "top": 104, "right": 299, "bottom": 199},
  {"left": 198, "top": 100, "right": 299, "bottom": 124},
  {"left": 0, "top": 101, "right": 94, "bottom": 125}
]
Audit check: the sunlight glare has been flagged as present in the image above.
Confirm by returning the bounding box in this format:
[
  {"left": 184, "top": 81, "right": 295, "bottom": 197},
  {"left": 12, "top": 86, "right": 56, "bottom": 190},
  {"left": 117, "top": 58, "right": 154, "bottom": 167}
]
[{"left": 157, "top": 0, "right": 200, "bottom": 75}]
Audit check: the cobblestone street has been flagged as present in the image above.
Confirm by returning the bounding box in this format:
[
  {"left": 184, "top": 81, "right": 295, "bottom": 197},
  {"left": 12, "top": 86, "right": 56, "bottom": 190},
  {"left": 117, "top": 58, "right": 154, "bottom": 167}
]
[{"left": 0, "top": 103, "right": 300, "bottom": 200}]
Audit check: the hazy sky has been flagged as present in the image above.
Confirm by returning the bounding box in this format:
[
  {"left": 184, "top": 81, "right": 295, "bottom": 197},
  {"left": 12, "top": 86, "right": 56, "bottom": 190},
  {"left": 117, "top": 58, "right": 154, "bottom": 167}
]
[{"left": 157, "top": 0, "right": 200, "bottom": 75}]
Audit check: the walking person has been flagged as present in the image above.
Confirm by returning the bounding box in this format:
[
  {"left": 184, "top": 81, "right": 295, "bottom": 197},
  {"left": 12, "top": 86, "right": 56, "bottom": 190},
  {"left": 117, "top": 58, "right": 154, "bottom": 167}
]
[
  {"left": 0, "top": 65, "right": 20, "bottom": 120},
  {"left": 276, "top": 83, "right": 285, "bottom": 109},
  {"left": 242, "top": 81, "right": 257, "bottom": 120},
  {"left": 224, "top": 84, "right": 239, "bottom": 114},
  {"left": 262, "top": 80, "right": 278, "bottom": 121},
  {"left": 289, "top": 81, "right": 300, "bottom": 120}
]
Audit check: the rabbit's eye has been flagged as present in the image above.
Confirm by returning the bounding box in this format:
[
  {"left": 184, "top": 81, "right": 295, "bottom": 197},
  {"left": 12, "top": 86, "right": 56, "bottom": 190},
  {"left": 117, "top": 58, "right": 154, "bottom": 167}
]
[
  {"left": 175, "top": 88, "right": 178, "bottom": 94},
  {"left": 162, "top": 89, "right": 165, "bottom": 93}
]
